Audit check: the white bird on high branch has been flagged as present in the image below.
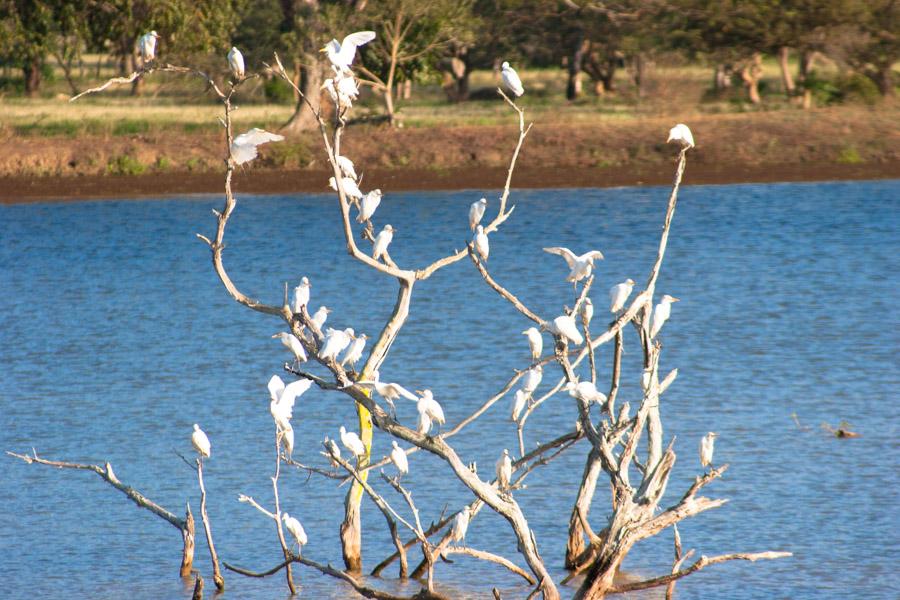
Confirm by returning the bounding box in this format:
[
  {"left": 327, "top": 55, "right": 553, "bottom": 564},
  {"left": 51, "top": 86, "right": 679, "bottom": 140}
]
[
  {"left": 322, "top": 31, "right": 376, "bottom": 73},
  {"left": 565, "top": 379, "right": 608, "bottom": 409},
  {"left": 522, "top": 327, "right": 543, "bottom": 361},
  {"left": 336, "top": 155, "right": 357, "bottom": 180},
  {"left": 510, "top": 389, "right": 528, "bottom": 422},
  {"left": 547, "top": 314, "right": 584, "bottom": 346},
  {"left": 354, "top": 370, "right": 418, "bottom": 418},
  {"left": 474, "top": 225, "right": 490, "bottom": 261},
  {"left": 281, "top": 422, "right": 295, "bottom": 458},
  {"left": 700, "top": 432, "right": 718, "bottom": 467},
  {"left": 340, "top": 425, "right": 366, "bottom": 458},
  {"left": 139, "top": 31, "right": 160, "bottom": 64},
  {"left": 469, "top": 197, "right": 487, "bottom": 231},
  {"left": 650, "top": 294, "right": 680, "bottom": 339},
  {"left": 272, "top": 331, "right": 307, "bottom": 366},
  {"left": 581, "top": 297, "right": 594, "bottom": 326},
  {"left": 496, "top": 449, "right": 512, "bottom": 489},
  {"left": 501, "top": 61, "right": 524, "bottom": 97},
  {"left": 390, "top": 440, "right": 408, "bottom": 478},
  {"left": 609, "top": 279, "right": 636, "bottom": 313},
  {"left": 268, "top": 375, "right": 314, "bottom": 432},
  {"left": 522, "top": 365, "right": 543, "bottom": 396},
  {"left": 319, "top": 327, "right": 354, "bottom": 361},
  {"left": 227, "top": 46, "right": 245, "bottom": 80},
  {"left": 329, "top": 175, "right": 364, "bottom": 203},
  {"left": 416, "top": 389, "right": 445, "bottom": 431},
  {"left": 282, "top": 512, "right": 307, "bottom": 552},
  {"left": 293, "top": 277, "right": 311, "bottom": 314},
  {"left": 543, "top": 247, "right": 605, "bottom": 283},
  {"left": 357, "top": 189, "right": 382, "bottom": 223},
  {"left": 372, "top": 224, "right": 395, "bottom": 262},
  {"left": 667, "top": 123, "right": 695, "bottom": 149},
  {"left": 231, "top": 128, "right": 284, "bottom": 166},
  {"left": 324, "top": 436, "right": 342, "bottom": 467},
  {"left": 451, "top": 506, "right": 471, "bottom": 544},
  {"left": 191, "top": 423, "right": 211, "bottom": 458},
  {"left": 310, "top": 306, "right": 331, "bottom": 331},
  {"left": 341, "top": 333, "right": 368, "bottom": 369}
]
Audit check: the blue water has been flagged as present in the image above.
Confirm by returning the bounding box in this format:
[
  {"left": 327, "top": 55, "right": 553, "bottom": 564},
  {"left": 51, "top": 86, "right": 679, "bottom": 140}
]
[{"left": 1, "top": 180, "right": 898, "bottom": 599}]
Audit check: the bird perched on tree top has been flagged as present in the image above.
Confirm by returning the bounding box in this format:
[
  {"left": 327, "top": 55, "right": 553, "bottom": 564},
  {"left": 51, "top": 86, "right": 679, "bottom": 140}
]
[
  {"left": 667, "top": 123, "right": 695, "bottom": 149},
  {"left": 322, "top": 31, "right": 376, "bottom": 72},
  {"left": 501, "top": 62, "right": 524, "bottom": 97},
  {"left": 543, "top": 247, "right": 604, "bottom": 283},
  {"left": 227, "top": 47, "right": 245, "bottom": 80}
]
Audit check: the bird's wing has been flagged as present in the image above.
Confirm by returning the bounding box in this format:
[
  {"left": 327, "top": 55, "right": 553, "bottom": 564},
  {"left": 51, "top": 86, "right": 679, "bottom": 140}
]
[
  {"left": 280, "top": 378, "right": 314, "bottom": 411},
  {"left": 583, "top": 250, "right": 605, "bottom": 261},
  {"left": 230, "top": 142, "right": 258, "bottom": 165},
  {"left": 337, "top": 30, "right": 376, "bottom": 65},
  {"left": 543, "top": 247, "right": 577, "bottom": 267},
  {"left": 235, "top": 129, "right": 285, "bottom": 146},
  {"left": 268, "top": 375, "right": 285, "bottom": 401},
  {"left": 387, "top": 383, "right": 419, "bottom": 401},
  {"left": 336, "top": 155, "right": 357, "bottom": 179}
]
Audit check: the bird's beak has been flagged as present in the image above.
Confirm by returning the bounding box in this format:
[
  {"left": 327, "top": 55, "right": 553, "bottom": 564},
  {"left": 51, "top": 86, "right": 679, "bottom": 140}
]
[
  {"left": 415, "top": 390, "right": 425, "bottom": 395},
  {"left": 666, "top": 134, "right": 674, "bottom": 143},
  {"left": 671, "top": 297, "right": 680, "bottom": 302},
  {"left": 319, "top": 46, "right": 328, "bottom": 53},
  {"left": 271, "top": 333, "right": 280, "bottom": 338}
]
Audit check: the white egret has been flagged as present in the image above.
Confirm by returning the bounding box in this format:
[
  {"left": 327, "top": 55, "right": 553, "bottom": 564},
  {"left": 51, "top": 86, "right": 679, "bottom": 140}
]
[
  {"left": 292, "top": 277, "right": 311, "bottom": 313},
  {"left": 355, "top": 371, "right": 418, "bottom": 417},
  {"left": 667, "top": 123, "right": 695, "bottom": 149},
  {"left": 522, "top": 327, "right": 543, "bottom": 361},
  {"left": 469, "top": 198, "right": 487, "bottom": 231},
  {"left": 510, "top": 389, "right": 528, "bottom": 422},
  {"left": 417, "top": 411, "right": 433, "bottom": 435},
  {"left": 496, "top": 449, "right": 512, "bottom": 489},
  {"left": 522, "top": 365, "right": 543, "bottom": 396},
  {"left": 548, "top": 314, "right": 584, "bottom": 345},
  {"left": 543, "top": 247, "right": 604, "bottom": 283},
  {"left": 139, "top": 31, "right": 160, "bottom": 64},
  {"left": 231, "top": 128, "right": 284, "bottom": 165},
  {"left": 324, "top": 436, "right": 342, "bottom": 466},
  {"left": 341, "top": 333, "right": 368, "bottom": 368},
  {"left": 227, "top": 46, "right": 245, "bottom": 80},
  {"left": 320, "top": 327, "right": 354, "bottom": 361},
  {"left": 609, "top": 279, "right": 635, "bottom": 313},
  {"left": 416, "top": 389, "right": 445, "bottom": 426},
  {"left": 650, "top": 294, "right": 680, "bottom": 338},
  {"left": 700, "top": 432, "right": 718, "bottom": 467},
  {"left": 581, "top": 297, "right": 594, "bottom": 326},
  {"left": 268, "top": 375, "right": 314, "bottom": 432},
  {"left": 474, "top": 225, "right": 490, "bottom": 261},
  {"left": 372, "top": 224, "right": 395, "bottom": 261},
  {"left": 390, "top": 440, "right": 408, "bottom": 477},
  {"left": 328, "top": 175, "right": 364, "bottom": 202},
  {"left": 357, "top": 189, "right": 382, "bottom": 223},
  {"left": 336, "top": 155, "right": 357, "bottom": 180},
  {"left": 191, "top": 424, "right": 211, "bottom": 458},
  {"left": 322, "top": 77, "right": 356, "bottom": 109},
  {"left": 272, "top": 332, "right": 307, "bottom": 364},
  {"left": 281, "top": 422, "right": 295, "bottom": 457},
  {"left": 282, "top": 512, "right": 307, "bottom": 550},
  {"left": 451, "top": 507, "right": 470, "bottom": 543},
  {"left": 501, "top": 61, "right": 524, "bottom": 97},
  {"left": 565, "top": 380, "right": 608, "bottom": 408},
  {"left": 339, "top": 425, "right": 366, "bottom": 458},
  {"left": 310, "top": 306, "right": 331, "bottom": 331},
  {"left": 321, "top": 31, "right": 376, "bottom": 72}
]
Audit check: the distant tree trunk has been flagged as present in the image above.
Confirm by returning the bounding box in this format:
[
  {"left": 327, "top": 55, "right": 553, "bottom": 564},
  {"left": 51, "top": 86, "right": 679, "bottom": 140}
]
[
  {"left": 873, "top": 64, "right": 894, "bottom": 96},
  {"left": 131, "top": 53, "right": 144, "bottom": 96},
  {"left": 23, "top": 56, "right": 42, "bottom": 97},
  {"left": 740, "top": 53, "right": 763, "bottom": 104},
  {"left": 282, "top": 55, "right": 323, "bottom": 133},
  {"left": 401, "top": 79, "right": 411, "bottom": 100},
  {"left": 567, "top": 38, "right": 589, "bottom": 100},
  {"left": 631, "top": 53, "right": 647, "bottom": 98},
  {"left": 777, "top": 46, "right": 795, "bottom": 95},
  {"left": 565, "top": 450, "right": 602, "bottom": 569},
  {"left": 796, "top": 49, "right": 814, "bottom": 109},
  {"left": 714, "top": 63, "right": 733, "bottom": 91}
]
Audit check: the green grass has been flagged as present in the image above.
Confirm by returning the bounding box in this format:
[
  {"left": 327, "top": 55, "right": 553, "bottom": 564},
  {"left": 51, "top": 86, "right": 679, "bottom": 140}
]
[{"left": 106, "top": 154, "right": 146, "bottom": 175}]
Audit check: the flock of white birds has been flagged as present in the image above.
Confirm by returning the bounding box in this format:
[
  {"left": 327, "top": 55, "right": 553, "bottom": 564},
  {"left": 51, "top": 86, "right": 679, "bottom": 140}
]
[{"left": 174, "top": 27, "right": 711, "bottom": 555}]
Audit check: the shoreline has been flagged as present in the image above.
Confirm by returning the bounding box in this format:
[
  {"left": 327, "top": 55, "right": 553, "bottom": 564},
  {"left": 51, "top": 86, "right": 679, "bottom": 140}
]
[{"left": 1, "top": 161, "right": 897, "bottom": 204}]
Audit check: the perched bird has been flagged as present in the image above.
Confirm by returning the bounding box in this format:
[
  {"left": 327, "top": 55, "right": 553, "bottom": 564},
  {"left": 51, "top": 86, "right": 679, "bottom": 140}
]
[
  {"left": 292, "top": 277, "right": 311, "bottom": 313},
  {"left": 322, "top": 77, "right": 357, "bottom": 109},
  {"left": 501, "top": 61, "right": 524, "bottom": 97},
  {"left": 469, "top": 198, "right": 487, "bottom": 231},
  {"left": 548, "top": 314, "right": 584, "bottom": 345},
  {"left": 281, "top": 422, "right": 295, "bottom": 457},
  {"left": 139, "top": 31, "right": 160, "bottom": 64},
  {"left": 272, "top": 331, "right": 307, "bottom": 365},
  {"left": 522, "top": 365, "right": 543, "bottom": 396},
  {"left": 510, "top": 389, "right": 528, "bottom": 422},
  {"left": 322, "top": 31, "right": 376, "bottom": 72},
  {"left": 355, "top": 371, "right": 418, "bottom": 417},
  {"left": 324, "top": 437, "right": 342, "bottom": 466},
  {"left": 336, "top": 155, "right": 357, "bottom": 180},
  {"left": 191, "top": 424, "right": 211, "bottom": 458},
  {"left": 390, "top": 440, "right": 408, "bottom": 478},
  {"left": 357, "top": 189, "right": 382, "bottom": 223},
  {"left": 329, "top": 176, "right": 364, "bottom": 202},
  {"left": 496, "top": 449, "right": 512, "bottom": 489},
  {"left": 282, "top": 512, "right": 307, "bottom": 551},
  {"left": 522, "top": 327, "right": 543, "bottom": 361},
  {"left": 451, "top": 507, "right": 470, "bottom": 543},
  {"left": 565, "top": 380, "right": 608, "bottom": 408},
  {"left": 341, "top": 333, "right": 368, "bottom": 369},
  {"left": 473, "top": 225, "right": 490, "bottom": 261},
  {"left": 416, "top": 390, "right": 445, "bottom": 427},
  {"left": 667, "top": 123, "right": 695, "bottom": 149},
  {"left": 581, "top": 297, "right": 594, "bottom": 326},
  {"left": 231, "top": 128, "right": 284, "bottom": 165},
  {"left": 609, "top": 279, "right": 636, "bottom": 313},
  {"left": 417, "top": 411, "right": 433, "bottom": 435},
  {"left": 650, "top": 294, "right": 680, "bottom": 338},
  {"left": 372, "top": 224, "right": 395, "bottom": 261},
  {"left": 543, "top": 247, "right": 605, "bottom": 283},
  {"left": 268, "top": 375, "right": 314, "bottom": 432},
  {"left": 310, "top": 306, "right": 331, "bottom": 331},
  {"left": 700, "top": 432, "right": 718, "bottom": 467},
  {"left": 227, "top": 46, "right": 245, "bottom": 80},
  {"left": 319, "top": 327, "right": 354, "bottom": 361},
  {"left": 339, "top": 425, "right": 366, "bottom": 458}
]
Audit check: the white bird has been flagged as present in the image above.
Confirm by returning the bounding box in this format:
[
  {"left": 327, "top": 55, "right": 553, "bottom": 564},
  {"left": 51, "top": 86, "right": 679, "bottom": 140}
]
[
  {"left": 451, "top": 507, "right": 470, "bottom": 543},
  {"left": 357, "top": 189, "right": 382, "bottom": 223},
  {"left": 417, "top": 411, "right": 433, "bottom": 435},
  {"left": 335, "top": 73, "right": 360, "bottom": 101},
  {"left": 355, "top": 371, "right": 418, "bottom": 417},
  {"left": 510, "top": 389, "right": 528, "bottom": 422},
  {"left": 336, "top": 155, "right": 357, "bottom": 180},
  {"left": 548, "top": 314, "right": 584, "bottom": 345},
  {"left": 324, "top": 437, "right": 342, "bottom": 466},
  {"left": 292, "top": 277, "right": 311, "bottom": 313},
  {"left": 496, "top": 449, "right": 512, "bottom": 489},
  {"left": 341, "top": 333, "right": 368, "bottom": 368},
  {"left": 282, "top": 512, "right": 307, "bottom": 550},
  {"left": 329, "top": 176, "right": 364, "bottom": 202},
  {"left": 273, "top": 331, "right": 307, "bottom": 365},
  {"left": 281, "top": 422, "right": 295, "bottom": 457},
  {"left": 650, "top": 294, "right": 680, "bottom": 338},
  {"left": 322, "top": 77, "right": 355, "bottom": 109},
  {"left": 667, "top": 123, "right": 695, "bottom": 149},
  {"left": 231, "top": 128, "right": 284, "bottom": 165},
  {"left": 310, "top": 306, "right": 331, "bottom": 331},
  {"left": 522, "top": 327, "right": 543, "bottom": 361},
  {"left": 565, "top": 380, "right": 608, "bottom": 408},
  {"left": 139, "top": 31, "right": 160, "bottom": 64},
  {"left": 473, "top": 225, "right": 489, "bottom": 261},
  {"left": 339, "top": 425, "right": 366, "bottom": 457},
  {"left": 700, "top": 432, "right": 718, "bottom": 467},
  {"left": 390, "top": 440, "right": 408, "bottom": 477},
  {"left": 501, "top": 61, "right": 524, "bottom": 97},
  {"left": 227, "top": 46, "right": 245, "bottom": 80},
  {"left": 322, "top": 31, "right": 376, "bottom": 72},
  {"left": 543, "top": 247, "right": 604, "bottom": 283},
  {"left": 609, "top": 279, "right": 635, "bottom": 313},
  {"left": 191, "top": 424, "right": 211, "bottom": 458},
  {"left": 522, "top": 365, "right": 543, "bottom": 396},
  {"left": 372, "top": 224, "right": 395, "bottom": 261},
  {"left": 469, "top": 198, "right": 487, "bottom": 231},
  {"left": 416, "top": 389, "right": 445, "bottom": 426},
  {"left": 319, "top": 327, "right": 354, "bottom": 361},
  {"left": 268, "top": 375, "right": 314, "bottom": 432},
  {"left": 581, "top": 297, "right": 594, "bottom": 325}
]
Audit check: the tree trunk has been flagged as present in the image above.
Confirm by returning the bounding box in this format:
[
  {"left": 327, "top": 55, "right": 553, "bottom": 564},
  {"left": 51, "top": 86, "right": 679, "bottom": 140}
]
[
  {"left": 401, "top": 79, "right": 411, "bottom": 100},
  {"left": 341, "top": 400, "right": 373, "bottom": 571},
  {"left": 282, "top": 54, "right": 323, "bottom": 134},
  {"left": 23, "top": 56, "right": 42, "bottom": 97},
  {"left": 740, "top": 53, "right": 762, "bottom": 104},
  {"left": 631, "top": 53, "right": 647, "bottom": 98},
  {"left": 567, "top": 39, "right": 589, "bottom": 100},
  {"left": 777, "top": 46, "right": 795, "bottom": 95},
  {"left": 714, "top": 64, "right": 732, "bottom": 91},
  {"left": 875, "top": 64, "right": 894, "bottom": 96},
  {"left": 131, "top": 53, "right": 144, "bottom": 96},
  {"left": 180, "top": 504, "right": 195, "bottom": 578},
  {"left": 566, "top": 449, "right": 603, "bottom": 569}
]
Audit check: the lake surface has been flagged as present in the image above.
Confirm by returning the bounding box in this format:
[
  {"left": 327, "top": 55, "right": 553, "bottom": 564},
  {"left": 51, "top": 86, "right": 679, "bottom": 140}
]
[{"left": 1, "top": 180, "right": 898, "bottom": 599}]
